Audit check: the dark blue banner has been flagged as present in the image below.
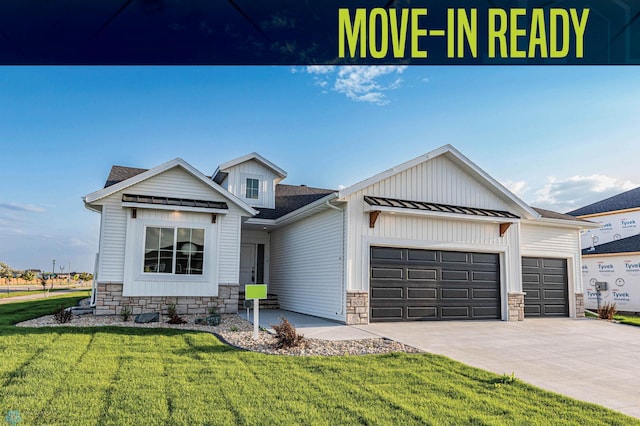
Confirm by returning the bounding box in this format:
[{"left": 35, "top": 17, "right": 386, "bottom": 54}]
[{"left": 0, "top": 1, "right": 637, "bottom": 64}]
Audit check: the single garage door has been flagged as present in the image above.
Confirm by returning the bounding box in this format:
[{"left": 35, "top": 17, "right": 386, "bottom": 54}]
[
  {"left": 522, "top": 257, "right": 569, "bottom": 317},
  {"left": 370, "top": 246, "right": 501, "bottom": 321}
]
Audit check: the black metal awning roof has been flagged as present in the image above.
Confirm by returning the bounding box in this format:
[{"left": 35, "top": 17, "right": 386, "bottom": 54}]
[
  {"left": 122, "top": 194, "right": 228, "bottom": 210},
  {"left": 364, "top": 195, "right": 519, "bottom": 219}
]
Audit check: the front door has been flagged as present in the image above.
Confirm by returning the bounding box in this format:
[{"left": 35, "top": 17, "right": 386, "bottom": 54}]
[{"left": 239, "top": 243, "right": 256, "bottom": 291}]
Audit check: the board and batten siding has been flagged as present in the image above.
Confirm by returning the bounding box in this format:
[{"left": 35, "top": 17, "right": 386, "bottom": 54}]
[
  {"left": 343, "top": 155, "right": 522, "bottom": 298},
  {"left": 95, "top": 166, "right": 245, "bottom": 292},
  {"left": 220, "top": 159, "right": 278, "bottom": 209},
  {"left": 360, "top": 155, "right": 515, "bottom": 211},
  {"left": 520, "top": 222, "right": 583, "bottom": 297},
  {"left": 269, "top": 208, "right": 345, "bottom": 321}
]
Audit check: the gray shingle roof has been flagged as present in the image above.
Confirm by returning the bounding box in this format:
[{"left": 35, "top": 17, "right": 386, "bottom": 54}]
[
  {"left": 567, "top": 186, "right": 640, "bottom": 216},
  {"left": 254, "top": 185, "right": 336, "bottom": 220},
  {"left": 104, "top": 165, "right": 148, "bottom": 188},
  {"left": 582, "top": 234, "right": 640, "bottom": 255}
]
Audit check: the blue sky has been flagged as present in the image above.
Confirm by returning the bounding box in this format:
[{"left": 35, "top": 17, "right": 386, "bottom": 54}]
[{"left": 0, "top": 66, "right": 638, "bottom": 272}]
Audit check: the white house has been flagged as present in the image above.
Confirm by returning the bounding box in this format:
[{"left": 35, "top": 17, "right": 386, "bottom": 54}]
[
  {"left": 84, "top": 145, "right": 594, "bottom": 324},
  {"left": 568, "top": 187, "right": 640, "bottom": 313}
]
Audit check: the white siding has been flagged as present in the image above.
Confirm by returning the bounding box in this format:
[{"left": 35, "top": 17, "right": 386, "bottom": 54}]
[
  {"left": 222, "top": 160, "right": 278, "bottom": 209},
  {"left": 270, "top": 209, "right": 344, "bottom": 321},
  {"left": 97, "top": 194, "right": 128, "bottom": 282},
  {"left": 94, "top": 166, "right": 246, "bottom": 295},
  {"left": 360, "top": 155, "right": 514, "bottom": 210},
  {"left": 344, "top": 155, "right": 522, "bottom": 297},
  {"left": 521, "top": 222, "right": 583, "bottom": 316},
  {"left": 125, "top": 167, "right": 221, "bottom": 200}
]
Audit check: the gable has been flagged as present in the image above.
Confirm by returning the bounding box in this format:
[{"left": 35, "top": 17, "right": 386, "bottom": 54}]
[{"left": 347, "top": 154, "right": 521, "bottom": 213}]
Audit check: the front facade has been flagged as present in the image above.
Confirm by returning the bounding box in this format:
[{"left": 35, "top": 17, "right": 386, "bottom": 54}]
[
  {"left": 569, "top": 187, "right": 640, "bottom": 313},
  {"left": 85, "top": 145, "right": 593, "bottom": 323}
]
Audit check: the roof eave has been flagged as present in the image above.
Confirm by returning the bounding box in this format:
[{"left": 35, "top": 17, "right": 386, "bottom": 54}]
[{"left": 217, "top": 152, "right": 287, "bottom": 179}]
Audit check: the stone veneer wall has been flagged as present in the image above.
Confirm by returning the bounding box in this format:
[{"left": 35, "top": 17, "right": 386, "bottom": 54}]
[
  {"left": 346, "top": 290, "right": 369, "bottom": 325},
  {"left": 507, "top": 292, "right": 525, "bottom": 321},
  {"left": 94, "top": 283, "right": 239, "bottom": 316},
  {"left": 575, "top": 293, "right": 585, "bottom": 318}
]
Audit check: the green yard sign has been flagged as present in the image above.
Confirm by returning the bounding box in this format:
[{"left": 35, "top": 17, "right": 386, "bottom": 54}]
[{"left": 246, "top": 284, "right": 267, "bottom": 300}]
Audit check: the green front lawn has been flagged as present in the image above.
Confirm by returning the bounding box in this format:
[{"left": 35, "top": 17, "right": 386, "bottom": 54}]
[
  {"left": 0, "top": 296, "right": 637, "bottom": 425},
  {"left": 614, "top": 314, "right": 640, "bottom": 327}
]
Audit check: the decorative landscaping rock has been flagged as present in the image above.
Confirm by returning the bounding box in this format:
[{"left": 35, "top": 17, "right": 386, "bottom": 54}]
[
  {"left": 134, "top": 312, "right": 159, "bottom": 323},
  {"left": 195, "top": 314, "right": 221, "bottom": 326}
]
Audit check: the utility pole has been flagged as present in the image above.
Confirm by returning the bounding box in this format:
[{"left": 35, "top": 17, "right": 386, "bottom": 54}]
[{"left": 51, "top": 259, "right": 55, "bottom": 290}]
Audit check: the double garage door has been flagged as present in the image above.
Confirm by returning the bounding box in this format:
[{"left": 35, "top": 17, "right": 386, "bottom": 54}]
[
  {"left": 370, "top": 247, "right": 569, "bottom": 322},
  {"left": 370, "top": 247, "right": 501, "bottom": 321}
]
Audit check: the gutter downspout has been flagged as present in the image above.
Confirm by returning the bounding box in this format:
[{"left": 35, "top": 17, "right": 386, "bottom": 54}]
[{"left": 326, "top": 200, "right": 346, "bottom": 317}]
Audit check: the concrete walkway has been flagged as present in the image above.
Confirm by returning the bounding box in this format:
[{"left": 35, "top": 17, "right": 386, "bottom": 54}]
[
  {"left": 243, "top": 308, "right": 379, "bottom": 340},
  {"left": 357, "top": 318, "right": 640, "bottom": 419},
  {"left": 0, "top": 288, "right": 86, "bottom": 304}
]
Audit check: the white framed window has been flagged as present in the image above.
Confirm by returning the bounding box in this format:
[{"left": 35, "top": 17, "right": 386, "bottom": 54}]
[
  {"left": 245, "top": 178, "right": 260, "bottom": 199},
  {"left": 143, "top": 226, "right": 205, "bottom": 275}
]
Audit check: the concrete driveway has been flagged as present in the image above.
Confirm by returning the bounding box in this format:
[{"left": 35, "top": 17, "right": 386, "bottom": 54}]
[{"left": 358, "top": 318, "right": 640, "bottom": 419}]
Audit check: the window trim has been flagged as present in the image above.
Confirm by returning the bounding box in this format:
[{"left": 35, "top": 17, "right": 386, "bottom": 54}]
[
  {"left": 142, "top": 225, "right": 206, "bottom": 276},
  {"left": 245, "top": 177, "right": 260, "bottom": 200},
  {"left": 240, "top": 173, "right": 264, "bottom": 205}
]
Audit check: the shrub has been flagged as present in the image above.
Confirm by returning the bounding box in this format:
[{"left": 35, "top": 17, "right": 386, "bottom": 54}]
[
  {"left": 120, "top": 305, "right": 132, "bottom": 322},
  {"left": 53, "top": 305, "right": 72, "bottom": 324},
  {"left": 166, "top": 304, "right": 187, "bottom": 324},
  {"left": 598, "top": 302, "right": 617, "bottom": 320},
  {"left": 271, "top": 317, "right": 304, "bottom": 348},
  {"left": 208, "top": 305, "right": 218, "bottom": 315}
]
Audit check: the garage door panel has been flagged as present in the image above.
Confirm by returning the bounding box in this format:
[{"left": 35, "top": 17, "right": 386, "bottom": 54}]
[
  {"left": 407, "top": 269, "right": 437, "bottom": 280},
  {"left": 407, "top": 306, "right": 437, "bottom": 319},
  {"left": 522, "top": 258, "right": 541, "bottom": 268},
  {"left": 472, "top": 271, "right": 498, "bottom": 282},
  {"left": 371, "top": 287, "right": 403, "bottom": 299},
  {"left": 472, "top": 253, "right": 499, "bottom": 264},
  {"left": 522, "top": 257, "right": 568, "bottom": 318},
  {"left": 441, "top": 251, "right": 469, "bottom": 263},
  {"left": 407, "top": 249, "right": 437, "bottom": 262},
  {"left": 543, "top": 305, "right": 569, "bottom": 316},
  {"left": 371, "top": 247, "right": 500, "bottom": 322},
  {"left": 473, "top": 306, "right": 500, "bottom": 318},
  {"left": 472, "top": 288, "right": 499, "bottom": 299},
  {"left": 371, "top": 247, "right": 404, "bottom": 261},
  {"left": 441, "top": 288, "right": 470, "bottom": 299},
  {"left": 441, "top": 306, "right": 470, "bottom": 318},
  {"left": 371, "top": 267, "right": 403, "bottom": 280},
  {"left": 407, "top": 287, "right": 437, "bottom": 299},
  {"left": 522, "top": 273, "right": 540, "bottom": 283},
  {"left": 526, "top": 289, "right": 542, "bottom": 299},
  {"left": 542, "top": 274, "right": 565, "bottom": 284},
  {"left": 371, "top": 307, "right": 403, "bottom": 320},
  {"left": 542, "top": 289, "right": 566, "bottom": 300},
  {"left": 542, "top": 258, "right": 566, "bottom": 269},
  {"left": 441, "top": 270, "right": 469, "bottom": 281}
]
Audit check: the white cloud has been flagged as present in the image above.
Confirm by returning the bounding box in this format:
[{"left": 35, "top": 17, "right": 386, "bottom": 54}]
[
  {"left": 527, "top": 174, "right": 637, "bottom": 213},
  {"left": 306, "top": 65, "right": 336, "bottom": 75},
  {"left": 302, "top": 66, "right": 407, "bottom": 105},
  {"left": 502, "top": 180, "right": 528, "bottom": 198}
]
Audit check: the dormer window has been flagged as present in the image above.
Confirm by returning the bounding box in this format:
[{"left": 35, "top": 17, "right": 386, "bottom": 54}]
[{"left": 246, "top": 178, "right": 260, "bottom": 199}]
